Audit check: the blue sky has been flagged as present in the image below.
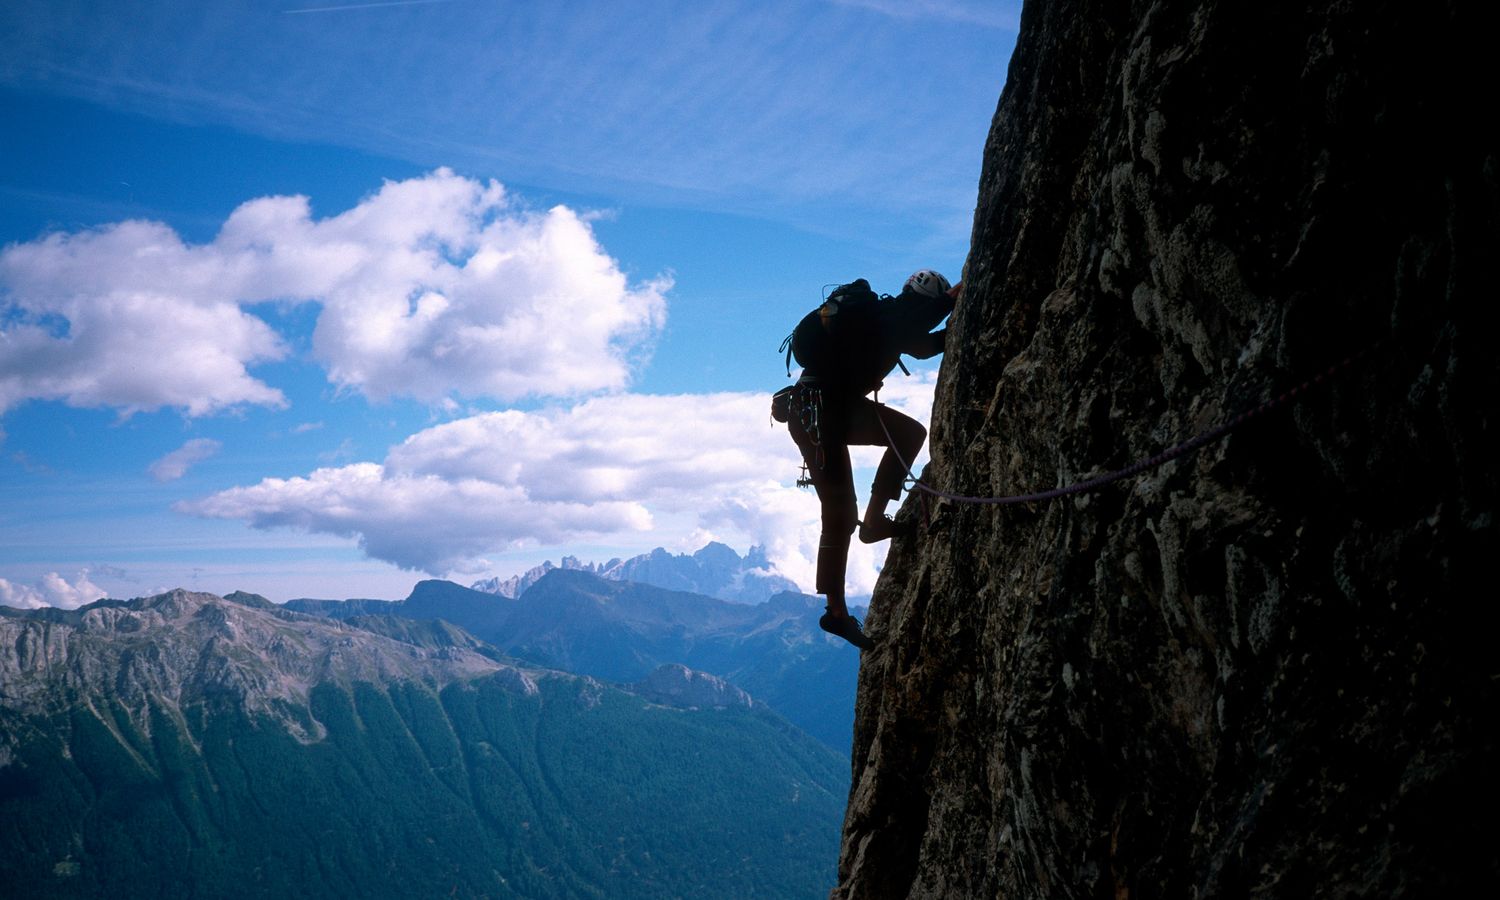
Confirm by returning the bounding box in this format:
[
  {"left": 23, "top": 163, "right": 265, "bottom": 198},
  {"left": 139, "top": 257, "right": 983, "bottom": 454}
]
[{"left": 0, "top": 0, "right": 1017, "bottom": 605}]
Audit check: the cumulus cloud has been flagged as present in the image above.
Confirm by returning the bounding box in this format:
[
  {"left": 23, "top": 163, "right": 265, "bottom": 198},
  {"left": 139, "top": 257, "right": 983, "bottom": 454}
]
[
  {"left": 148, "top": 438, "right": 222, "bottom": 482},
  {"left": 181, "top": 461, "right": 653, "bottom": 574},
  {"left": 0, "top": 169, "right": 668, "bottom": 416},
  {"left": 179, "top": 380, "right": 937, "bottom": 593},
  {"left": 0, "top": 219, "right": 288, "bottom": 416},
  {"left": 180, "top": 392, "right": 792, "bottom": 573},
  {"left": 0, "top": 569, "right": 107, "bottom": 610}
]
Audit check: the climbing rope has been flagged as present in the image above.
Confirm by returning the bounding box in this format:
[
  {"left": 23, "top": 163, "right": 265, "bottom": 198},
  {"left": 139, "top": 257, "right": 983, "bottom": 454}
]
[{"left": 874, "top": 343, "right": 1379, "bottom": 508}]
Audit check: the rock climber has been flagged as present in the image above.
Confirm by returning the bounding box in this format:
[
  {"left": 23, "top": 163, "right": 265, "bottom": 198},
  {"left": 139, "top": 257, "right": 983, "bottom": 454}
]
[{"left": 775, "top": 270, "right": 961, "bottom": 650}]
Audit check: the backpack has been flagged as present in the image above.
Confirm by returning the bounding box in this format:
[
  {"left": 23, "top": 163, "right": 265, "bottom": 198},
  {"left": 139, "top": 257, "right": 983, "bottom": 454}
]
[{"left": 780, "top": 279, "right": 884, "bottom": 378}]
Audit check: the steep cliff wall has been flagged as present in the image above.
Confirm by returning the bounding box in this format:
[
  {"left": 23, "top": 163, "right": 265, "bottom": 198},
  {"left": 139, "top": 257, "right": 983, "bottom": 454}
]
[{"left": 838, "top": 1, "right": 1495, "bottom": 897}]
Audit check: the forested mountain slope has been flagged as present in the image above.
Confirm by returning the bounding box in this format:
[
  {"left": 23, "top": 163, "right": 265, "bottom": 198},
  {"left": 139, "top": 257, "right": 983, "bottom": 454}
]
[
  {"left": 0, "top": 590, "right": 846, "bottom": 898},
  {"left": 293, "top": 571, "right": 862, "bottom": 753}
]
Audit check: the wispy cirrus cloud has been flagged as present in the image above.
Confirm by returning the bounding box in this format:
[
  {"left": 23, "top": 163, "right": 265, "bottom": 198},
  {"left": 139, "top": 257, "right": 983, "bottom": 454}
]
[
  {"left": 827, "top": 0, "right": 1021, "bottom": 29},
  {"left": 148, "top": 438, "right": 222, "bottom": 482},
  {"left": 0, "top": 1, "right": 1005, "bottom": 245},
  {"left": 283, "top": 0, "right": 463, "bottom": 14}
]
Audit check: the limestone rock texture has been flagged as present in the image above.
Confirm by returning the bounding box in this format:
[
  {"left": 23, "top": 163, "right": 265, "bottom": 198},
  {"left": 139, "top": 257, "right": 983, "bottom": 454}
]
[
  {"left": 633, "top": 663, "right": 756, "bottom": 710},
  {"left": 836, "top": 1, "right": 1495, "bottom": 897},
  {"left": 0, "top": 589, "right": 519, "bottom": 741}
]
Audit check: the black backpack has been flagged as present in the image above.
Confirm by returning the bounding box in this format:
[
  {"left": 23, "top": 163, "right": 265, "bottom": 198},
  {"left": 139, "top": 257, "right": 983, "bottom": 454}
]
[{"left": 781, "top": 279, "right": 884, "bottom": 378}]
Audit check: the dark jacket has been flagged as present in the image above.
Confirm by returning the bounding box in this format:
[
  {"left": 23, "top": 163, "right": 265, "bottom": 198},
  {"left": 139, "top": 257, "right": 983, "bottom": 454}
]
[{"left": 806, "top": 287, "right": 955, "bottom": 396}]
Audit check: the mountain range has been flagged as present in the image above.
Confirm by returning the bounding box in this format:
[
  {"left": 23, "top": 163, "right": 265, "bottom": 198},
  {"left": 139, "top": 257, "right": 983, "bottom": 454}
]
[
  {"left": 290, "top": 569, "right": 862, "bottom": 754},
  {"left": 0, "top": 589, "right": 848, "bottom": 898},
  {"left": 469, "top": 542, "right": 801, "bottom": 604}
]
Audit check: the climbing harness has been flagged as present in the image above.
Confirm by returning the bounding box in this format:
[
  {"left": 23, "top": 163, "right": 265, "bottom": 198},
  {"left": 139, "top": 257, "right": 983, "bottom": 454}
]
[
  {"left": 873, "top": 343, "right": 1380, "bottom": 508},
  {"left": 777, "top": 380, "right": 826, "bottom": 486}
]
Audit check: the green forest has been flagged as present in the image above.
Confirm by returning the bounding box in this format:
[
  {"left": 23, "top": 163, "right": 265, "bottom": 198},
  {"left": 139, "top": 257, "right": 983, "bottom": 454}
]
[{"left": 0, "top": 673, "right": 846, "bottom": 898}]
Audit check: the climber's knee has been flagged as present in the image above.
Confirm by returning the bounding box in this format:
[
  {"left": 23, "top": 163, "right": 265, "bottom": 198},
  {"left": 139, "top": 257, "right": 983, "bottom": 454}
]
[
  {"left": 822, "top": 498, "right": 857, "bottom": 539},
  {"left": 895, "top": 416, "right": 926, "bottom": 458}
]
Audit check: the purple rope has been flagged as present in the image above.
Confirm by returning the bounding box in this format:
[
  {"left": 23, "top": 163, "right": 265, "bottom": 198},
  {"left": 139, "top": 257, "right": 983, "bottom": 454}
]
[{"left": 875, "top": 346, "right": 1375, "bottom": 507}]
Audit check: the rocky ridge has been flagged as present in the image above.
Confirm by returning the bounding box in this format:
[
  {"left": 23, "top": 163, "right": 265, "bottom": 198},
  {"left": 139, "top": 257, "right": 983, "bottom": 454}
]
[
  {"left": 471, "top": 541, "right": 799, "bottom": 604},
  {"left": 292, "top": 571, "right": 864, "bottom": 753},
  {"left": 836, "top": 1, "right": 1495, "bottom": 897},
  {"left": 632, "top": 663, "right": 755, "bottom": 710},
  {"left": 0, "top": 589, "right": 528, "bottom": 743}
]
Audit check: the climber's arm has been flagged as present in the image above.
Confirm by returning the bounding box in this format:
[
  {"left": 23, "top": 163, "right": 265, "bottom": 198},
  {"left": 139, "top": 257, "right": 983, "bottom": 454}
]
[
  {"left": 906, "top": 328, "right": 947, "bottom": 359},
  {"left": 894, "top": 282, "right": 961, "bottom": 360}
]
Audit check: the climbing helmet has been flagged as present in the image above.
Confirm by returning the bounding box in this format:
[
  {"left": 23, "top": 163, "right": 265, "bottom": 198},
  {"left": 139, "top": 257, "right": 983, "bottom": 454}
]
[{"left": 904, "top": 269, "right": 951, "bottom": 298}]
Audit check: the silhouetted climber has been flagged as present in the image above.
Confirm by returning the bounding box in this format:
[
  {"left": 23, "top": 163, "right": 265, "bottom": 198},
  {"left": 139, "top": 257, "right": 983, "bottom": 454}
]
[{"left": 774, "top": 270, "right": 961, "bottom": 650}]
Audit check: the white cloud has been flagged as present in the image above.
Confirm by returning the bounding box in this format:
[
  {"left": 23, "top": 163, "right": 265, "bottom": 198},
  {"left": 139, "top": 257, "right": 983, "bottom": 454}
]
[
  {"left": 180, "top": 462, "right": 653, "bottom": 574},
  {"left": 0, "top": 569, "right": 107, "bottom": 610},
  {"left": 0, "top": 170, "right": 669, "bottom": 416},
  {"left": 180, "top": 380, "right": 938, "bottom": 596},
  {"left": 180, "top": 392, "right": 791, "bottom": 574},
  {"left": 148, "top": 438, "right": 222, "bottom": 482},
  {"left": 0, "top": 219, "right": 288, "bottom": 416}
]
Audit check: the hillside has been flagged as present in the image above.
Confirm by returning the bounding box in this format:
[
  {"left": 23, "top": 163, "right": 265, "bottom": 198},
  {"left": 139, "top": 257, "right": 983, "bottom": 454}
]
[
  {"left": 837, "top": 1, "right": 1495, "bottom": 897},
  {"left": 0, "top": 590, "right": 848, "bottom": 898},
  {"left": 292, "top": 571, "right": 862, "bottom": 754}
]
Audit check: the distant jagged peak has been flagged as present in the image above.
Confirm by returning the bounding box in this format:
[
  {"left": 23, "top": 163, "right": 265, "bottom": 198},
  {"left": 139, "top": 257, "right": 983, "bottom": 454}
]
[
  {"left": 692, "top": 540, "right": 740, "bottom": 565},
  {"left": 631, "top": 663, "right": 754, "bottom": 710},
  {"left": 470, "top": 558, "right": 567, "bottom": 599},
  {"left": 471, "top": 541, "right": 799, "bottom": 604}
]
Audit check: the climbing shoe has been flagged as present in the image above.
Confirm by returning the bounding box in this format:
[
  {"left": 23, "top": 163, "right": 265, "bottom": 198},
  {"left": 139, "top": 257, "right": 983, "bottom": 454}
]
[
  {"left": 858, "top": 514, "right": 912, "bottom": 544},
  {"left": 819, "top": 610, "right": 875, "bottom": 651}
]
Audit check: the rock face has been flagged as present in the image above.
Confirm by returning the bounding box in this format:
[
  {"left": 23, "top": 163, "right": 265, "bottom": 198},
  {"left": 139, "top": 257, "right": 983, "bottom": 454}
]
[
  {"left": 837, "top": 2, "right": 1494, "bottom": 898},
  {"left": 633, "top": 663, "right": 755, "bottom": 710}
]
